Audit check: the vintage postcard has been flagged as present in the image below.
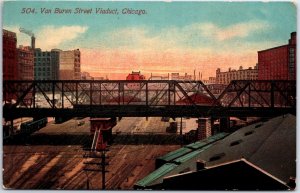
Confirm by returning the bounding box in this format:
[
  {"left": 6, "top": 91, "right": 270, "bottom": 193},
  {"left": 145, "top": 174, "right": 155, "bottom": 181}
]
[{"left": 2, "top": 0, "right": 296, "bottom": 190}]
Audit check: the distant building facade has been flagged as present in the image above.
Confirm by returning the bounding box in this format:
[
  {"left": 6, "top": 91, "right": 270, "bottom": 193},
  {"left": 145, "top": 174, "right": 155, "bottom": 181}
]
[
  {"left": 203, "top": 77, "right": 216, "bottom": 84},
  {"left": 149, "top": 73, "right": 169, "bottom": 80},
  {"left": 17, "top": 45, "right": 34, "bottom": 80},
  {"left": 59, "top": 49, "right": 81, "bottom": 80},
  {"left": 34, "top": 48, "right": 60, "bottom": 80},
  {"left": 216, "top": 64, "right": 258, "bottom": 84},
  {"left": 3, "top": 29, "right": 18, "bottom": 80},
  {"left": 81, "top": 71, "right": 94, "bottom": 80},
  {"left": 171, "top": 73, "right": 193, "bottom": 81},
  {"left": 94, "top": 77, "right": 105, "bottom": 80},
  {"left": 258, "top": 32, "right": 296, "bottom": 80}
]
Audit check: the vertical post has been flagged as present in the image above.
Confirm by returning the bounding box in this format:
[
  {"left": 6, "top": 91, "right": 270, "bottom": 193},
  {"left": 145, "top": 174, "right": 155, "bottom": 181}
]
[
  {"left": 3, "top": 82, "right": 6, "bottom": 104},
  {"left": 102, "top": 150, "right": 106, "bottom": 190},
  {"left": 33, "top": 82, "right": 36, "bottom": 108},
  {"left": 52, "top": 81, "right": 55, "bottom": 109},
  {"left": 146, "top": 82, "right": 148, "bottom": 107},
  {"left": 122, "top": 83, "right": 124, "bottom": 105},
  {"left": 76, "top": 82, "right": 78, "bottom": 105},
  {"left": 168, "top": 82, "right": 171, "bottom": 105},
  {"left": 248, "top": 85, "right": 251, "bottom": 108},
  {"left": 180, "top": 117, "right": 183, "bottom": 135},
  {"left": 90, "top": 82, "right": 93, "bottom": 106},
  {"left": 61, "top": 82, "right": 64, "bottom": 108},
  {"left": 174, "top": 83, "right": 176, "bottom": 105},
  {"left": 10, "top": 119, "right": 14, "bottom": 135},
  {"left": 118, "top": 82, "right": 121, "bottom": 105},
  {"left": 271, "top": 82, "right": 274, "bottom": 108},
  {"left": 210, "top": 117, "right": 215, "bottom": 135},
  {"left": 99, "top": 82, "right": 102, "bottom": 105},
  {"left": 220, "top": 117, "right": 230, "bottom": 132},
  {"left": 86, "top": 177, "right": 89, "bottom": 190}
]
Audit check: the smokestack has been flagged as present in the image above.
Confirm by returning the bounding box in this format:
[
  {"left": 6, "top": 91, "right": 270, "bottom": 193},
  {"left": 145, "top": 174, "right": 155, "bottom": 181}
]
[
  {"left": 19, "top": 27, "right": 35, "bottom": 50},
  {"left": 194, "top": 69, "right": 196, "bottom": 81},
  {"left": 31, "top": 36, "right": 35, "bottom": 50}
]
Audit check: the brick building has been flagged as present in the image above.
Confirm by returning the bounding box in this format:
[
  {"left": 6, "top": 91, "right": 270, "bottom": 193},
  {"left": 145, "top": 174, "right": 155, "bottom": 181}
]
[
  {"left": 34, "top": 48, "right": 60, "bottom": 80},
  {"left": 197, "top": 118, "right": 212, "bottom": 140},
  {"left": 258, "top": 32, "right": 296, "bottom": 80},
  {"left": 17, "top": 45, "right": 34, "bottom": 80},
  {"left": 59, "top": 49, "right": 81, "bottom": 80},
  {"left": 3, "top": 29, "right": 18, "bottom": 80},
  {"left": 216, "top": 64, "right": 258, "bottom": 85}
]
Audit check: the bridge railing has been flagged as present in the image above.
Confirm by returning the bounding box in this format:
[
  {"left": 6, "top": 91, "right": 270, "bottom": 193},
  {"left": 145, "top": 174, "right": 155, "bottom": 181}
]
[{"left": 3, "top": 80, "right": 217, "bottom": 109}]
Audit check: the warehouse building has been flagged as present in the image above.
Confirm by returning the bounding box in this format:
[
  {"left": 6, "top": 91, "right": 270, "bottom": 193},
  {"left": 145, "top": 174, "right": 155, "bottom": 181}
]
[
  {"left": 34, "top": 48, "right": 60, "bottom": 80},
  {"left": 3, "top": 29, "right": 18, "bottom": 80},
  {"left": 258, "top": 32, "right": 296, "bottom": 80},
  {"left": 135, "top": 114, "right": 296, "bottom": 190},
  {"left": 59, "top": 49, "right": 81, "bottom": 80}
]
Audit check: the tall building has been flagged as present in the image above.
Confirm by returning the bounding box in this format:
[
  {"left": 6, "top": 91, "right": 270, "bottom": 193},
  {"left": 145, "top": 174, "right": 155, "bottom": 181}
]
[
  {"left": 59, "top": 49, "right": 81, "bottom": 80},
  {"left": 3, "top": 29, "right": 18, "bottom": 80},
  {"left": 216, "top": 64, "right": 258, "bottom": 84},
  {"left": 258, "top": 32, "right": 296, "bottom": 80},
  {"left": 17, "top": 45, "right": 34, "bottom": 80},
  {"left": 34, "top": 48, "right": 60, "bottom": 80}
]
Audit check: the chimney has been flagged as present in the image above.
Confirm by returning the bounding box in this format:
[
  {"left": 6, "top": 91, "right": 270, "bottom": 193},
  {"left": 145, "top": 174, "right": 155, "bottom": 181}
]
[
  {"left": 196, "top": 159, "right": 206, "bottom": 170},
  {"left": 31, "top": 36, "right": 35, "bottom": 50}
]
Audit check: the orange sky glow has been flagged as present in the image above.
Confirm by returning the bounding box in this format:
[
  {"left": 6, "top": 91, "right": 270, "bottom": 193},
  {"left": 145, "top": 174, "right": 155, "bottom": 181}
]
[{"left": 81, "top": 48, "right": 258, "bottom": 80}]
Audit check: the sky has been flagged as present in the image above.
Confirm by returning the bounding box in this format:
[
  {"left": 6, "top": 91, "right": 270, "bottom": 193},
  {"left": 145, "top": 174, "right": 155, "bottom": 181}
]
[{"left": 2, "top": 1, "right": 297, "bottom": 79}]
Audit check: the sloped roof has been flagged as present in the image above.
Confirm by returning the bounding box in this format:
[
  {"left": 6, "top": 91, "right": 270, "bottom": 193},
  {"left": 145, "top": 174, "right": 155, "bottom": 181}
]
[
  {"left": 162, "top": 159, "right": 289, "bottom": 190},
  {"left": 176, "top": 93, "right": 214, "bottom": 105},
  {"left": 135, "top": 114, "right": 296, "bottom": 189},
  {"left": 195, "top": 114, "right": 296, "bottom": 183}
]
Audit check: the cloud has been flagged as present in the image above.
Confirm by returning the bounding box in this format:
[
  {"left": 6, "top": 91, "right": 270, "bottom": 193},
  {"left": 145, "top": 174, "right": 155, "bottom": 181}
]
[
  {"left": 4, "top": 25, "right": 88, "bottom": 50},
  {"left": 36, "top": 25, "right": 88, "bottom": 50},
  {"left": 96, "top": 20, "right": 272, "bottom": 53},
  {"left": 4, "top": 25, "right": 30, "bottom": 47},
  {"left": 195, "top": 21, "right": 271, "bottom": 41}
]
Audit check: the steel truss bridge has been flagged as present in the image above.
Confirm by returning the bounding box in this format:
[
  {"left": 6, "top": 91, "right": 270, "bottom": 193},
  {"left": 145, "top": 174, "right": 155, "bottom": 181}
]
[{"left": 3, "top": 80, "right": 296, "bottom": 120}]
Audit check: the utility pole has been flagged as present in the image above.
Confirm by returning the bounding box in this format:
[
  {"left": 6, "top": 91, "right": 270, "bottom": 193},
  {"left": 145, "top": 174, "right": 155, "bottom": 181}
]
[
  {"left": 180, "top": 117, "right": 183, "bottom": 146},
  {"left": 83, "top": 126, "right": 109, "bottom": 190},
  {"left": 83, "top": 149, "right": 109, "bottom": 190},
  {"left": 101, "top": 150, "right": 106, "bottom": 190}
]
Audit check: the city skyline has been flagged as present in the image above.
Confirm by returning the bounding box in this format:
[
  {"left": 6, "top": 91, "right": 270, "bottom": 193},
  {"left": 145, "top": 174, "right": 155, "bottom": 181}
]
[{"left": 3, "top": 1, "right": 296, "bottom": 79}]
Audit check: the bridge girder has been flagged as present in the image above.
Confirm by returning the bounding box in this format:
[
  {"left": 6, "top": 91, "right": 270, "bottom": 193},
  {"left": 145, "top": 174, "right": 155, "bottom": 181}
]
[{"left": 3, "top": 80, "right": 296, "bottom": 119}]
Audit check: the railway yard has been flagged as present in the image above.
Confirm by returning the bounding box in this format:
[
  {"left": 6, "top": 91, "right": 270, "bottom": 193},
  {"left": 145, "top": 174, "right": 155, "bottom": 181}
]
[{"left": 3, "top": 117, "right": 182, "bottom": 190}]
